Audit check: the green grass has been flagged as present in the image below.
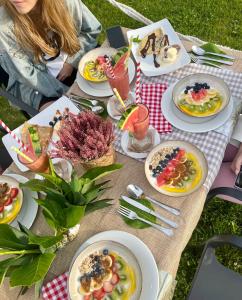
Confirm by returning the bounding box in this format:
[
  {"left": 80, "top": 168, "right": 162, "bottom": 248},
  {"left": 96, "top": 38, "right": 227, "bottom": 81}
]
[{"left": 1, "top": 1, "right": 242, "bottom": 299}]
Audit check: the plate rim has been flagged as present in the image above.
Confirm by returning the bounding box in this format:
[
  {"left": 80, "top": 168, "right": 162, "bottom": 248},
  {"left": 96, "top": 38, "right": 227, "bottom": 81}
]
[
  {"left": 67, "top": 230, "right": 159, "bottom": 300},
  {"left": 144, "top": 140, "right": 208, "bottom": 197},
  {"left": 161, "top": 83, "right": 234, "bottom": 133},
  {"left": 127, "top": 18, "right": 191, "bottom": 76}
]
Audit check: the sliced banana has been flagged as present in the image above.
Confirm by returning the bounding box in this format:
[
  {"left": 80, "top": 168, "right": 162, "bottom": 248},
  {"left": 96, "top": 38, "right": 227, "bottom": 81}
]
[
  {"left": 207, "top": 89, "right": 217, "bottom": 97},
  {"left": 101, "top": 255, "right": 113, "bottom": 268},
  {"left": 90, "top": 276, "right": 103, "bottom": 291},
  {"left": 79, "top": 276, "right": 91, "bottom": 295},
  {"left": 102, "top": 268, "right": 112, "bottom": 281}
]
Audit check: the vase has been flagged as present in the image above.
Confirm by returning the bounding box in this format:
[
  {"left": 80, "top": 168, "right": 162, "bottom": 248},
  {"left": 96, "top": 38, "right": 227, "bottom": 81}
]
[{"left": 81, "top": 144, "right": 116, "bottom": 169}]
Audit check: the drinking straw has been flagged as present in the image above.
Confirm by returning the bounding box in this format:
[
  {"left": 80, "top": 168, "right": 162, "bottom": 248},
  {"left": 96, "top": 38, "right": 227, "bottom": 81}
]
[
  {"left": 135, "top": 62, "right": 141, "bottom": 103},
  {"left": 11, "top": 146, "right": 33, "bottom": 163},
  {"left": 0, "top": 119, "right": 28, "bottom": 151},
  {"left": 113, "top": 88, "right": 126, "bottom": 108},
  {"left": 104, "top": 55, "right": 115, "bottom": 79}
]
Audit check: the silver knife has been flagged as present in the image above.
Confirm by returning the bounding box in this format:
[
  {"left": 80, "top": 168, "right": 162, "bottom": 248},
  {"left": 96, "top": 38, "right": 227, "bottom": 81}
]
[
  {"left": 195, "top": 56, "right": 233, "bottom": 66},
  {"left": 121, "top": 195, "right": 178, "bottom": 228}
]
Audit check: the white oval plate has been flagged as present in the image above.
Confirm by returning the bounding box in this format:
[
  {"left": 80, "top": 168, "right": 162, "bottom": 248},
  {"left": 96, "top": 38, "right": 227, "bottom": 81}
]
[
  {"left": 161, "top": 83, "right": 233, "bottom": 133},
  {"left": 6, "top": 174, "right": 38, "bottom": 229},
  {"left": 76, "top": 58, "right": 136, "bottom": 97},
  {"left": 145, "top": 140, "right": 208, "bottom": 197},
  {"left": 68, "top": 231, "right": 159, "bottom": 300},
  {"left": 121, "top": 126, "right": 161, "bottom": 159}
]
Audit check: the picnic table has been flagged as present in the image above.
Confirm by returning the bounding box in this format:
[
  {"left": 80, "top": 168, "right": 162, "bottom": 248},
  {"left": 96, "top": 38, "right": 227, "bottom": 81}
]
[{"left": 1, "top": 30, "right": 242, "bottom": 300}]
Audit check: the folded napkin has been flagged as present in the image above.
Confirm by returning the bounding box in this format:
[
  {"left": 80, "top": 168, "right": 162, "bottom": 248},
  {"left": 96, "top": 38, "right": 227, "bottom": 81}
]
[
  {"left": 141, "top": 83, "right": 172, "bottom": 134},
  {"left": 41, "top": 271, "right": 175, "bottom": 300}
]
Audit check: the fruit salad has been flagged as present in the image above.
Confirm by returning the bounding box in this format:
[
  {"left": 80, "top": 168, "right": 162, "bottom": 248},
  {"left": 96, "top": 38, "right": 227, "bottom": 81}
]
[
  {"left": 78, "top": 249, "right": 136, "bottom": 300},
  {"left": 0, "top": 179, "right": 23, "bottom": 224},
  {"left": 177, "top": 82, "right": 223, "bottom": 117},
  {"left": 149, "top": 147, "right": 202, "bottom": 193}
]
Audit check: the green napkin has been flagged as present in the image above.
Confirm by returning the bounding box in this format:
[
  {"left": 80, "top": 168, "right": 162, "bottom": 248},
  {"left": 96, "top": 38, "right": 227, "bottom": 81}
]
[
  {"left": 198, "top": 42, "right": 232, "bottom": 66},
  {"left": 119, "top": 197, "right": 156, "bottom": 229}
]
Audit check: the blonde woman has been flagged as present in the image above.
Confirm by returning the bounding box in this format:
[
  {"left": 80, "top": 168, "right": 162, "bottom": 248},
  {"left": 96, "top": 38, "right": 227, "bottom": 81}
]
[{"left": 0, "top": 0, "right": 101, "bottom": 109}]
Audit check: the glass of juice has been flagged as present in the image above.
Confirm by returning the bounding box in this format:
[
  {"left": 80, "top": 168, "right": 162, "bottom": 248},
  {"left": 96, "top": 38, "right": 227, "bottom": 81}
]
[
  {"left": 18, "top": 148, "right": 50, "bottom": 173},
  {"left": 106, "top": 66, "right": 130, "bottom": 101},
  {"left": 132, "top": 104, "right": 150, "bottom": 140}
]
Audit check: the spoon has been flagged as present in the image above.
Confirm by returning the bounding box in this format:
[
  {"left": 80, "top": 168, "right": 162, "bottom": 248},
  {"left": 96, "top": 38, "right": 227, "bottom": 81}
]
[
  {"left": 127, "top": 184, "right": 180, "bottom": 216},
  {"left": 73, "top": 101, "right": 104, "bottom": 114},
  {"left": 192, "top": 45, "right": 235, "bottom": 60},
  {"left": 70, "top": 94, "right": 99, "bottom": 106}
]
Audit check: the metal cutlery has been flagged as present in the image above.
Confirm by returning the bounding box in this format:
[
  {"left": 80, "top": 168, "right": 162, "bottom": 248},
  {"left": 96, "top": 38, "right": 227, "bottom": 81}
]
[
  {"left": 190, "top": 54, "right": 233, "bottom": 66},
  {"left": 191, "top": 57, "right": 222, "bottom": 69},
  {"left": 69, "top": 94, "right": 99, "bottom": 106},
  {"left": 127, "top": 184, "right": 180, "bottom": 216},
  {"left": 69, "top": 97, "right": 104, "bottom": 114},
  {"left": 118, "top": 206, "right": 174, "bottom": 236},
  {"left": 121, "top": 195, "right": 178, "bottom": 228},
  {"left": 192, "top": 45, "right": 235, "bottom": 60}
]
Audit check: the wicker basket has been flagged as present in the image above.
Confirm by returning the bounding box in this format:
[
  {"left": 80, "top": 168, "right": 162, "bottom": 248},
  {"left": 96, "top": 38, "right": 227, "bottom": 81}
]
[{"left": 81, "top": 145, "right": 116, "bottom": 169}]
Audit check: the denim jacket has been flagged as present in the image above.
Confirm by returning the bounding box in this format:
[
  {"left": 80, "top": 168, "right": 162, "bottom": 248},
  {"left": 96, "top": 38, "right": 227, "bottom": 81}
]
[{"left": 0, "top": 0, "right": 101, "bottom": 109}]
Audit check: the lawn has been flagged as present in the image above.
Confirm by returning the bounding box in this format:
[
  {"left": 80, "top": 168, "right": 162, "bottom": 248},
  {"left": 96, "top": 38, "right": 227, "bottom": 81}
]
[{"left": 1, "top": 1, "right": 242, "bottom": 299}]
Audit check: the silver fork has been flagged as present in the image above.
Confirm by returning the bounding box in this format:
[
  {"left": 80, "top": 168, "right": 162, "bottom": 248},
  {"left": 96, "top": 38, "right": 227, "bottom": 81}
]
[
  {"left": 190, "top": 55, "right": 222, "bottom": 69},
  {"left": 190, "top": 54, "right": 233, "bottom": 66},
  {"left": 118, "top": 206, "right": 174, "bottom": 237}
]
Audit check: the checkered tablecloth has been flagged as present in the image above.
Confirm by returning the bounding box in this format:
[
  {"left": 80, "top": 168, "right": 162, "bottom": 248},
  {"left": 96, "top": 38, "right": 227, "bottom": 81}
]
[
  {"left": 42, "top": 272, "right": 68, "bottom": 300},
  {"left": 114, "top": 63, "right": 242, "bottom": 190}
]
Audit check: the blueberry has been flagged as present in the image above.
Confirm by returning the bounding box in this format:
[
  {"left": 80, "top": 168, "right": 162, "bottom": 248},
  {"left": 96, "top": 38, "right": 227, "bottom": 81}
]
[
  {"left": 175, "top": 147, "right": 180, "bottom": 152},
  {"left": 184, "top": 90, "right": 188, "bottom": 94},
  {"left": 156, "top": 166, "right": 162, "bottom": 172},
  {"left": 186, "top": 86, "right": 191, "bottom": 90},
  {"left": 59, "top": 116, "right": 63, "bottom": 121},
  {"left": 163, "top": 159, "right": 169, "bottom": 164},
  {"left": 165, "top": 154, "right": 171, "bottom": 159},
  {"left": 49, "top": 121, "right": 54, "bottom": 127},
  {"left": 152, "top": 173, "right": 158, "bottom": 178},
  {"left": 54, "top": 117, "right": 58, "bottom": 122},
  {"left": 159, "top": 160, "right": 164, "bottom": 164},
  {"left": 103, "top": 249, "right": 109, "bottom": 255}
]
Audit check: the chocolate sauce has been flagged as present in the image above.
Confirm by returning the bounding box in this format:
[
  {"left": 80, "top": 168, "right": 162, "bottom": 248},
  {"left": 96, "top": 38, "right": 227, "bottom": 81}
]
[
  {"left": 153, "top": 54, "right": 160, "bottom": 68},
  {"left": 140, "top": 32, "right": 156, "bottom": 58}
]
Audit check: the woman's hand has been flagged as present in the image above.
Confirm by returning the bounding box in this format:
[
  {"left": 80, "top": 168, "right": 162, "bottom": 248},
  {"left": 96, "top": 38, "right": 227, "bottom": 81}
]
[
  {"left": 57, "top": 62, "right": 73, "bottom": 81},
  {"left": 231, "top": 144, "right": 242, "bottom": 175}
]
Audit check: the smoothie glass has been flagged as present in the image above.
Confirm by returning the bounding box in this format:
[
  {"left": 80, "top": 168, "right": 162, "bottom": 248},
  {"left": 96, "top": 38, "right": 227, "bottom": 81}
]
[
  {"left": 132, "top": 104, "right": 150, "bottom": 140},
  {"left": 106, "top": 67, "right": 130, "bottom": 101},
  {"left": 18, "top": 148, "right": 50, "bottom": 173}
]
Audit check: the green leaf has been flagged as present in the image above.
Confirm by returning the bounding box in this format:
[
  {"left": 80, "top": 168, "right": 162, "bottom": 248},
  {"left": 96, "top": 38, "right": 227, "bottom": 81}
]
[
  {"left": 132, "top": 35, "right": 142, "bottom": 43},
  {"left": 70, "top": 173, "right": 83, "bottom": 193},
  {"left": 81, "top": 178, "right": 93, "bottom": 194},
  {"left": 63, "top": 205, "right": 85, "bottom": 228},
  {"left": 85, "top": 199, "right": 112, "bottom": 214},
  {"left": 42, "top": 210, "right": 58, "bottom": 232},
  {"left": 81, "top": 164, "right": 122, "bottom": 182},
  {"left": 35, "top": 280, "right": 43, "bottom": 299},
  {"left": 20, "top": 179, "right": 56, "bottom": 193},
  {"left": 10, "top": 253, "right": 55, "bottom": 287},
  {"left": 0, "top": 224, "right": 33, "bottom": 250},
  {"left": 28, "top": 234, "right": 63, "bottom": 250},
  {"left": 119, "top": 198, "right": 156, "bottom": 229}
]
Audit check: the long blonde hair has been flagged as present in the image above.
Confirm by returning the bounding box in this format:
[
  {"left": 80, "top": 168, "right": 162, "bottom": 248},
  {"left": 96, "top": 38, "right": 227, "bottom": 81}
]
[{"left": 3, "top": 0, "right": 81, "bottom": 62}]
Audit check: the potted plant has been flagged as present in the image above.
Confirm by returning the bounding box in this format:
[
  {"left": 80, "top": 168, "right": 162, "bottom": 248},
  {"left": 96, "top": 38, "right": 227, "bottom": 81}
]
[
  {"left": 52, "top": 110, "right": 115, "bottom": 169},
  {"left": 20, "top": 161, "right": 122, "bottom": 237}
]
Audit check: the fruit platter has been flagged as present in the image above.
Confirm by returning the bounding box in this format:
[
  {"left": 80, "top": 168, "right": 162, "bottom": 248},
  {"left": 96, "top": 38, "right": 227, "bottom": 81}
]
[
  {"left": 145, "top": 141, "right": 208, "bottom": 196},
  {"left": 68, "top": 240, "right": 142, "bottom": 300},
  {"left": 172, "top": 73, "right": 230, "bottom": 118},
  {"left": 0, "top": 175, "right": 23, "bottom": 224}
]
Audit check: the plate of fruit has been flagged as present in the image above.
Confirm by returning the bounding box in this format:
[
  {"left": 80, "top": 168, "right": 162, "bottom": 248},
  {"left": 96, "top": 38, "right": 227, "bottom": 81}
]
[
  {"left": 145, "top": 141, "right": 208, "bottom": 196},
  {"left": 68, "top": 231, "right": 159, "bottom": 300},
  {"left": 0, "top": 175, "right": 23, "bottom": 224},
  {"left": 172, "top": 73, "right": 230, "bottom": 118}
]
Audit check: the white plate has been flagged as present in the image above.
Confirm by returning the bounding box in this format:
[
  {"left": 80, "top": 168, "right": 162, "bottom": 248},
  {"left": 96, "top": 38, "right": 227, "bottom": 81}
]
[
  {"left": 76, "top": 58, "right": 136, "bottom": 97},
  {"left": 2, "top": 96, "right": 80, "bottom": 172},
  {"left": 121, "top": 126, "right": 161, "bottom": 159},
  {"left": 127, "top": 19, "right": 191, "bottom": 76},
  {"left": 161, "top": 83, "right": 234, "bottom": 133},
  {"left": 68, "top": 231, "right": 159, "bottom": 300},
  {"left": 6, "top": 174, "right": 38, "bottom": 229}
]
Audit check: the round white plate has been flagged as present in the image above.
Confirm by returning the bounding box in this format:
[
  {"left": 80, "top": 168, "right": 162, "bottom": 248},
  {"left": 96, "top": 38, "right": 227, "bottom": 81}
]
[
  {"left": 69, "top": 240, "right": 142, "bottom": 300},
  {"left": 6, "top": 174, "right": 38, "bottom": 229},
  {"left": 76, "top": 58, "right": 136, "bottom": 97},
  {"left": 68, "top": 230, "right": 159, "bottom": 300},
  {"left": 145, "top": 140, "right": 208, "bottom": 197},
  {"left": 121, "top": 126, "right": 161, "bottom": 159},
  {"left": 161, "top": 83, "right": 234, "bottom": 133}
]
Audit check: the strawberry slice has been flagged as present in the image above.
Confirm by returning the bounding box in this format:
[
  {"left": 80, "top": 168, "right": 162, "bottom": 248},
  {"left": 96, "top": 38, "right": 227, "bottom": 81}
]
[
  {"left": 157, "top": 174, "right": 166, "bottom": 186},
  {"left": 93, "top": 288, "right": 106, "bottom": 299},
  {"left": 10, "top": 188, "right": 18, "bottom": 199},
  {"left": 0, "top": 206, "right": 4, "bottom": 213},
  {"left": 4, "top": 197, "right": 13, "bottom": 206},
  {"left": 111, "top": 273, "right": 120, "bottom": 286},
  {"left": 103, "top": 281, "right": 113, "bottom": 293}
]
